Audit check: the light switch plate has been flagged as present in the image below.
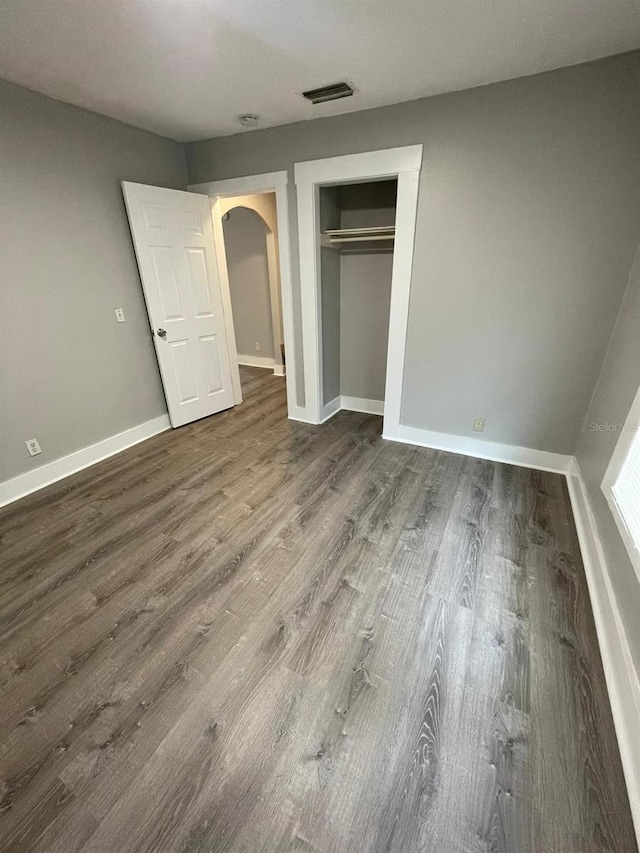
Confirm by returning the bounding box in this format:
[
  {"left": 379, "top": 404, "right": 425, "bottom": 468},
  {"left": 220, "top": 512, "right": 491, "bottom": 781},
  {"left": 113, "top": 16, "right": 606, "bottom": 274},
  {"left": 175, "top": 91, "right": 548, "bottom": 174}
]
[{"left": 114, "top": 307, "right": 125, "bottom": 323}]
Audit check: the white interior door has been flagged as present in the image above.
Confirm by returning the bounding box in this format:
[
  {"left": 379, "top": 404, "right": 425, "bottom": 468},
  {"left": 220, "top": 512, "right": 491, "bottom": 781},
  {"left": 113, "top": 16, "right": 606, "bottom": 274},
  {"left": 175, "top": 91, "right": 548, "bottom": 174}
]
[{"left": 122, "top": 182, "right": 238, "bottom": 427}]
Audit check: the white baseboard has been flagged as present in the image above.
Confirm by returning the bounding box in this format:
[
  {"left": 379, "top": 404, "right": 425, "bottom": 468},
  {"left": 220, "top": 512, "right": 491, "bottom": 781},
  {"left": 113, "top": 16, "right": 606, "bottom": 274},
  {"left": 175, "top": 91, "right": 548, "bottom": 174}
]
[
  {"left": 341, "top": 396, "right": 384, "bottom": 416},
  {"left": 238, "top": 355, "right": 285, "bottom": 377},
  {"left": 287, "top": 414, "right": 319, "bottom": 425},
  {"left": 286, "top": 403, "right": 317, "bottom": 424},
  {"left": 238, "top": 355, "right": 276, "bottom": 369},
  {"left": 320, "top": 396, "right": 342, "bottom": 424},
  {"left": 0, "top": 415, "right": 171, "bottom": 507},
  {"left": 319, "top": 395, "right": 384, "bottom": 424},
  {"left": 566, "top": 462, "right": 640, "bottom": 844},
  {"left": 387, "top": 424, "right": 573, "bottom": 474}
]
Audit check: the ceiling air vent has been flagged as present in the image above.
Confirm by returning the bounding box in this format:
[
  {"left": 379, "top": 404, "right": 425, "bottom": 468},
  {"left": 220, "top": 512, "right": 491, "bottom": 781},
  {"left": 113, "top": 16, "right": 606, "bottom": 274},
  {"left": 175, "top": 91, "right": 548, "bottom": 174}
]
[{"left": 302, "top": 82, "right": 354, "bottom": 105}]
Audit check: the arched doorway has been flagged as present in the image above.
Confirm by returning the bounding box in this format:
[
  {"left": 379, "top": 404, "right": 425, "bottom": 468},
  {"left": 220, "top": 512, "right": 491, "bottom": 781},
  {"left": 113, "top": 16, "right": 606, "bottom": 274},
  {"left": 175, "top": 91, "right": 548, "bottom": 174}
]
[
  {"left": 217, "top": 195, "right": 285, "bottom": 394},
  {"left": 223, "top": 206, "right": 275, "bottom": 365}
]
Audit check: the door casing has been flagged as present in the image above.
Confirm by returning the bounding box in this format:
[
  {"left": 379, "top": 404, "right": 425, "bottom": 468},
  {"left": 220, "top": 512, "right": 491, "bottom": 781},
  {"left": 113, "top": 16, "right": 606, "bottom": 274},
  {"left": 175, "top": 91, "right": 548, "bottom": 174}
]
[{"left": 294, "top": 146, "right": 423, "bottom": 437}]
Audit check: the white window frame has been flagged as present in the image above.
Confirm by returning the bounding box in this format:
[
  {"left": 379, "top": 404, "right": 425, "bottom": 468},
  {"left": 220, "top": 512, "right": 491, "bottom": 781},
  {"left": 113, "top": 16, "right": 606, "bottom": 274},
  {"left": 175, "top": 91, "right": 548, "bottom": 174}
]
[{"left": 601, "top": 385, "right": 640, "bottom": 581}]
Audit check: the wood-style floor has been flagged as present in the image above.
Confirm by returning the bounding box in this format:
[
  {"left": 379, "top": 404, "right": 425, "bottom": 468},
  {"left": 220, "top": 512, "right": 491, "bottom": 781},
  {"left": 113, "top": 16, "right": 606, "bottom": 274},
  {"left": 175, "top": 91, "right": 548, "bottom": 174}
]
[{"left": 0, "top": 367, "right": 636, "bottom": 853}]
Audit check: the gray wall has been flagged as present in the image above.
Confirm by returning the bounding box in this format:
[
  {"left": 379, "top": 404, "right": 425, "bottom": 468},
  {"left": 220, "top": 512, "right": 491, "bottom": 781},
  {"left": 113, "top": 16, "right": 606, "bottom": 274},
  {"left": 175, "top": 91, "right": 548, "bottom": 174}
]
[
  {"left": 339, "top": 181, "right": 397, "bottom": 229},
  {"left": 222, "top": 207, "right": 274, "bottom": 359},
  {"left": 186, "top": 51, "right": 640, "bottom": 454},
  {"left": 340, "top": 253, "right": 393, "bottom": 401},
  {"left": 321, "top": 248, "right": 341, "bottom": 406},
  {"left": 338, "top": 182, "right": 396, "bottom": 401},
  {"left": 575, "top": 244, "right": 640, "bottom": 667},
  {"left": 0, "top": 80, "right": 186, "bottom": 482},
  {"left": 319, "top": 182, "right": 397, "bottom": 405},
  {"left": 319, "top": 187, "right": 341, "bottom": 406}
]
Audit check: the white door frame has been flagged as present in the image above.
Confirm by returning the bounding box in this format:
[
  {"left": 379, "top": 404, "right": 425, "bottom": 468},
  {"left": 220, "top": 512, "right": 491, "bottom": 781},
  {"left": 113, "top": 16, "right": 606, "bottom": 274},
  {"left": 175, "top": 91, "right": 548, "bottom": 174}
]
[
  {"left": 188, "top": 171, "right": 303, "bottom": 421},
  {"left": 294, "top": 146, "right": 423, "bottom": 436}
]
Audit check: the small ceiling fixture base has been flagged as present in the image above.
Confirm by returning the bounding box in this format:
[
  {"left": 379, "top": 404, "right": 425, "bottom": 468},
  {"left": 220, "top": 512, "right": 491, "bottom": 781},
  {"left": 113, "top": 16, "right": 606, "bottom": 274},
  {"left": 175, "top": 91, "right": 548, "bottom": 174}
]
[{"left": 238, "top": 113, "right": 260, "bottom": 128}]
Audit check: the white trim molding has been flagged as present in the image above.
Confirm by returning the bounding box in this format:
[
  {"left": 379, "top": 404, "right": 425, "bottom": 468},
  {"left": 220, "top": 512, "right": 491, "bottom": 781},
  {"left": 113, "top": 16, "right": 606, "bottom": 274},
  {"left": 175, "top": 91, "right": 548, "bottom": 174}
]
[
  {"left": 190, "top": 172, "right": 287, "bottom": 198},
  {"left": 294, "top": 146, "right": 423, "bottom": 186},
  {"left": 320, "top": 395, "right": 385, "bottom": 423},
  {"left": 341, "top": 396, "right": 384, "bottom": 416},
  {"left": 391, "top": 424, "right": 573, "bottom": 473},
  {"left": 381, "top": 168, "right": 421, "bottom": 440},
  {"left": 567, "top": 461, "right": 640, "bottom": 844},
  {"left": 188, "top": 171, "right": 303, "bottom": 422},
  {"left": 0, "top": 415, "right": 171, "bottom": 507},
  {"left": 237, "top": 355, "right": 276, "bottom": 369},
  {"left": 294, "top": 145, "right": 423, "bottom": 431},
  {"left": 320, "top": 395, "right": 342, "bottom": 424},
  {"left": 238, "top": 355, "right": 287, "bottom": 377}
]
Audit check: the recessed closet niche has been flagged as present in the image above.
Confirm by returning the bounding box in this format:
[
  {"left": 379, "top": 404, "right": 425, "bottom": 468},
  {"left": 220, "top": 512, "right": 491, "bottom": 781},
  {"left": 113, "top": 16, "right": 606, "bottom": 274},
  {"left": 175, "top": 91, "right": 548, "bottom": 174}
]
[{"left": 318, "top": 179, "right": 398, "bottom": 415}]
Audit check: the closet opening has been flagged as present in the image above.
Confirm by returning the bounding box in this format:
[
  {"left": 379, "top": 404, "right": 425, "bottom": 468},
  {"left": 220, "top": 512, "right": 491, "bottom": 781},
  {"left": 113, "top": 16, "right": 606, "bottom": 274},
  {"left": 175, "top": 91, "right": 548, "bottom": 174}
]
[
  {"left": 318, "top": 179, "right": 398, "bottom": 422},
  {"left": 295, "top": 145, "right": 423, "bottom": 435}
]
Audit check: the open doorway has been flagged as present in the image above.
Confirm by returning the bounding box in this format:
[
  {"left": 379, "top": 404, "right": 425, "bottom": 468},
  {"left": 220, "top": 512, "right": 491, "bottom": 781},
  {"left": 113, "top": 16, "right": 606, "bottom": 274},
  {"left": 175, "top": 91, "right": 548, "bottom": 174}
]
[
  {"left": 317, "top": 179, "right": 397, "bottom": 422},
  {"left": 294, "top": 146, "right": 423, "bottom": 437},
  {"left": 218, "top": 195, "right": 285, "bottom": 399},
  {"left": 217, "top": 195, "right": 285, "bottom": 405},
  {"left": 188, "top": 171, "right": 304, "bottom": 422}
]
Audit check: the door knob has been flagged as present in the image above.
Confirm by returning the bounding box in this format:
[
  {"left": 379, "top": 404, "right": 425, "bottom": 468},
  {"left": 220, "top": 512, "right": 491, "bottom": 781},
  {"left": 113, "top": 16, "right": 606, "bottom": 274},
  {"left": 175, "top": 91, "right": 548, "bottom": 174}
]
[{"left": 156, "top": 328, "right": 167, "bottom": 338}]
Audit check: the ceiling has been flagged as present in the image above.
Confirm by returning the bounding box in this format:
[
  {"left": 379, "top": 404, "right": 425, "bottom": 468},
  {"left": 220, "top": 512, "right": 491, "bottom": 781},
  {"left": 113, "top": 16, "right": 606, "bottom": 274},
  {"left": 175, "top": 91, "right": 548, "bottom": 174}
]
[{"left": 1, "top": 0, "right": 639, "bottom": 142}]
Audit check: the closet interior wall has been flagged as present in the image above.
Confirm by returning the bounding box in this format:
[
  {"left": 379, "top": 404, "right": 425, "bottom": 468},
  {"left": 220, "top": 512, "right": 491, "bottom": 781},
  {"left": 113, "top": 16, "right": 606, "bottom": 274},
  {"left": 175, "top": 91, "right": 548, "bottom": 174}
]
[
  {"left": 319, "top": 186, "right": 342, "bottom": 406},
  {"left": 319, "top": 179, "right": 398, "bottom": 413}
]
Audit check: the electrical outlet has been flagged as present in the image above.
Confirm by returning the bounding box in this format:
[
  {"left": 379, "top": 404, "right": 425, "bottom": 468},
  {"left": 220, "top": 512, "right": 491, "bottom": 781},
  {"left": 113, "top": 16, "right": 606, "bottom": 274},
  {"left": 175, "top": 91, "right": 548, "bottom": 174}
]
[
  {"left": 25, "top": 438, "right": 42, "bottom": 456},
  {"left": 114, "top": 307, "right": 125, "bottom": 323},
  {"left": 473, "top": 417, "right": 485, "bottom": 432},
  {"left": 255, "top": 342, "right": 261, "bottom": 352}
]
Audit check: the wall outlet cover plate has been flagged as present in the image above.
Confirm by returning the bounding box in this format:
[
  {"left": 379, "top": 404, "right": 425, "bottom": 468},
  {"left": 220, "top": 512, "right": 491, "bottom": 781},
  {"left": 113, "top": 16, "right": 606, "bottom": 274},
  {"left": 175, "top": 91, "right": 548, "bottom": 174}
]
[{"left": 25, "top": 438, "right": 42, "bottom": 456}]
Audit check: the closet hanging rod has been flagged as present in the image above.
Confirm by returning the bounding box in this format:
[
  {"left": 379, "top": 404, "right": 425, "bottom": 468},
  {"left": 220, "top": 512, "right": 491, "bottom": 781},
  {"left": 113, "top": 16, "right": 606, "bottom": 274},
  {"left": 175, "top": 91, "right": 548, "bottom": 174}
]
[
  {"left": 323, "top": 225, "right": 396, "bottom": 245},
  {"left": 324, "top": 226, "right": 395, "bottom": 237},
  {"left": 326, "top": 234, "right": 395, "bottom": 244}
]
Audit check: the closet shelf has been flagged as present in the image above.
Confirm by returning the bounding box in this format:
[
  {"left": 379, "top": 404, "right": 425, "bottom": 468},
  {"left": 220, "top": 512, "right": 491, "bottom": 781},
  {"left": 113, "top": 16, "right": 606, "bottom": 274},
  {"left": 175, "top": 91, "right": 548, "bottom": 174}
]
[{"left": 322, "top": 225, "right": 395, "bottom": 247}]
